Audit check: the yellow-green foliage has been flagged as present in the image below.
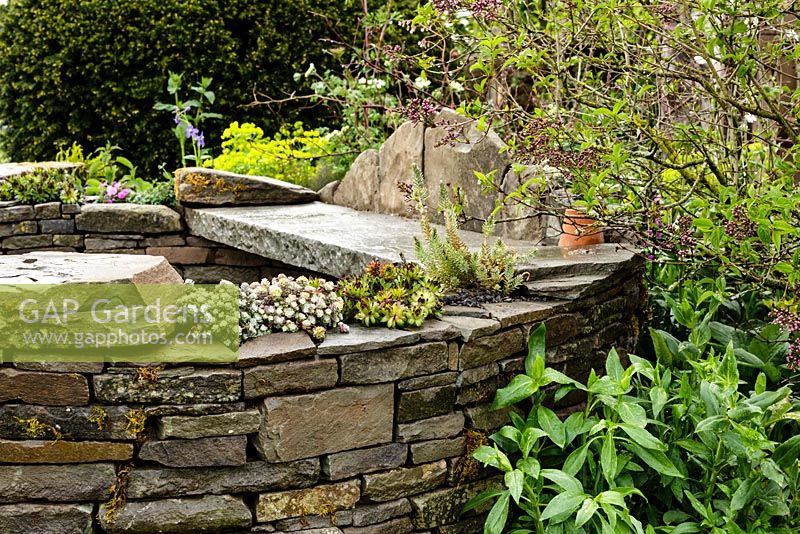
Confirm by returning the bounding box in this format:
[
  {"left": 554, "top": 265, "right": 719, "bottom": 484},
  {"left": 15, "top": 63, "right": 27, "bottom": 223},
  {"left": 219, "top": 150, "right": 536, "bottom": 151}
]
[
  {"left": 208, "top": 121, "right": 335, "bottom": 188},
  {"left": 14, "top": 416, "right": 63, "bottom": 440},
  {"left": 410, "top": 166, "right": 526, "bottom": 295}
]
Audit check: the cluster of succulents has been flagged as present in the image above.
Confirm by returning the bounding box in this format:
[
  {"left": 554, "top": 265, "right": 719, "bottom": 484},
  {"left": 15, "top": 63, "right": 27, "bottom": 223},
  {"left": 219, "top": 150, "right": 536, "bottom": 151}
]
[
  {"left": 239, "top": 274, "right": 345, "bottom": 342},
  {"left": 339, "top": 261, "right": 444, "bottom": 329}
]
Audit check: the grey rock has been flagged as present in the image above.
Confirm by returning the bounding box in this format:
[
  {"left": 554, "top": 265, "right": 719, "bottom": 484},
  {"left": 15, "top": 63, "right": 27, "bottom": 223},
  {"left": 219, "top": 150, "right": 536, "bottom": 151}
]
[
  {"left": 409, "top": 437, "right": 466, "bottom": 464},
  {"left": 257, "top": 385, "right": 394, "bottom": 462},
  {"left": 4, "top": 219, "right": 37, "bottom": 235},
  {"left": 275, "top": 515, "right": 350, "bottom": 531},
  {"left": 521, "top": 274, "right": 608, "bottom": 300},
  {"left": 0, "top": 369, "right": 89, "bottom": 406},
  {"left": 127, "top": 459, "right": 319, "bottom": 499},
  {"left": 362, "top": 461, "right": 447, "bottom": 502},
  {"left": 0, "top": 205, "right": 34, "bottom": 222},
  {"left": 182, "top": 264, "right": 260, "bottom": 284},
  {"left": 377, "top": 121, "right": 424, "bottom": 215},
  {"left": 156, "top": 410, "right": 261, "bottom": 439},
  {"left": 494, "top": 164, "right": 561, "bottom": 242},
  {"left": 39, "top": 218, "right": 74, "bottom": 234},
  {"left": 143, "top": 402, "right": 246, "bottom": 417},
  {"left": 457, "top": 374, "right": 506, "bottom": 406},
  {"left": 481, "top": 300, "right": 567, "bottom": 328},
  {"left": 465, "top": 404, "right": 516, "bottom": 432},
  {"left": 332, "top": 149, "right": 379, "bottom": 211},
  {"left": 409, "top": 478, "right": 501, "bottom": 529},
  {"left": 52, "top": 234, "right": 83, "bottom": 247},
  {"left": 318, "top": 180, "right": 340, "bottom": 204},
  {"left": 184, "top": 203, "right": 537, "bottom": 279},
  {"left": 397, "top": 372, "right": 458, "bottom": 391},
  {"left": 138, "top": 435, "right": 247, "bottom": 467},
  {"left": 61, "top": 203, "right": 81, "bottom": 214},
  {"left": 0, "top": 251, "right": 181, "bottom": 284},
  {"left": 174, "top": 167, "right": 318, "bottom": 206},
  {"left": 351, "top": 498, "right": 411, "bottom": 527},
  {"left": 0, "top": 404, "right": 133, "bottom": 440},
  {"left": 460, "top": 362, "right": 499, "bottom": 386},
  {"left": 35, "top": 202, "right": 62, "bottom": 219},
  {"left": 397, "top": 385, "right": 456, "bottom": 423},
  {"left": 339, "top": 342, "right": 449, "bottom": 384},
  {"left": 517, "top": 243, "right": 640, "bottom": 279},
  {"left": 318, "top": 326, "right": 420, "bottom": 356},
  {"left": 141, "top": 235, "right": 187, "bottom": 247},
  {"left": 0, "top": 503, "right": 92, "bottom": 534},
  {"left": 396, "top": 412, "right": 464, "bottom": 443},
  {"left": 13, "top": 361, "right": 104, "bottom": 373},
  {"left": 415, "top": 319, "right": 461, "bottom": 342},
  {"left": 343, "top": 517, "right": 414, "bottom": 534},
  {"left": 244, "top": 359, "right": 338, "bottom": 398},
  {"left": 322, "top": 443, "right": 407, "bottom": 481},
  {"left": 84, "top": 237, "right": 137, "bottom": 250},
  {"left": 256, "top": 480, "right": 361, "bottom": 522},
  {"left": 2, "top": 234, "right": 53, "bottom": 249},
  {"left": 237, "top": 332, "right": 318, "bottom": 366},
  {"left": 440, "top": 315, "right": 500, "bottom": 341},
  {"left": 437, "top": 515, "right": 487, "bottom": 534},
  {"left": 458, "top": 328, "right": 525, "bottom": 369},
  {"left": 99, "top": 494, "right": 252, "bottom": 533},
  {"left": 0, "top": 463, "right": 116, "bottom": 502},
  {"left": 76, "top": 203, "right": 182, "bottom": 233},
  {"left": 93, "top": 368, "right": 241, "bottom": 404}
]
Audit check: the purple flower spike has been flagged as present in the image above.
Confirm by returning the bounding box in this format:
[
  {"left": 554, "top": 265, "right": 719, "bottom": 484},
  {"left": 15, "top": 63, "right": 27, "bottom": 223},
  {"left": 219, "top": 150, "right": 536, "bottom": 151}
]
[{"left": 185, "top": 124, "right": 199, "bottom": 140}]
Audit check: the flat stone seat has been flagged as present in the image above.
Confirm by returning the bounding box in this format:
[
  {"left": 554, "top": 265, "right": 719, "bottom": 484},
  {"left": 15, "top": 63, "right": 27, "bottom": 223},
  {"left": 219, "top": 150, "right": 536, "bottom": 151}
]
[
  {"left": 185, "top": 202, "right": 639, "bottom": 279},
  {"left": 0, "top": 252, "right": 182, "bottom": 284}
]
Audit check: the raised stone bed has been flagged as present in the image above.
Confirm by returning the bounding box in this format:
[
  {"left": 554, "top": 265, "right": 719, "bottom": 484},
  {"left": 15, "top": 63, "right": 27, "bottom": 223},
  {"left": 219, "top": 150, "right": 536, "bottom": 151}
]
[{"left": 0, "top": 251, "right": 643, "bottom": 533}]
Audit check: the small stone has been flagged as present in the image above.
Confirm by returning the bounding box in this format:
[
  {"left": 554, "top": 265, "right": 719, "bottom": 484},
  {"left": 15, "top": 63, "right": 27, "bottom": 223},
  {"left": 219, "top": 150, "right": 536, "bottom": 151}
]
[
  {"left": 458, "top": 328, "right": 525, "bottom": 369},
  {"left": 156, "top": 410, "right": 261, "bottom": 439},
  {"left": 0, "top": 205, "right": 34, "bottom": 222},
  {"left": 409, "top": 437, "right": 466, "bottom": 464},
  {"left": 362, "top": 461, "right": 447, "bottom": 502},
  {"left": 317, "top": 325, "right": 420, "bottom": 356},
  {"left": 317, "top": 180, "right": 340, "bottom": 204},
  {"left": 244, "top": 359, "right": 338, "bottom": 398},
  {"left": 182, "top": 264, "right": 259, "bottom": 284},
  {"left": 174, "top": 167, "right": 318, "bottom": 206},
  {"left": 99, "top": 494, "right": 252, "bottom": 533},
  {"left": 237, "top": 333, "right": 318, "bottom": 367},
  {"left": 127, "top": 459, "right": 319, "bottom": 499},
  {"left": 0, "top": 369, "right": 89, "bottom": 406},
  {"left": 2, "top": 234, "right": 53, "bottom": 249},
  {"left": 396, "top": 412, "right": 464, "bottom": 443},
  {"left": 0, "top": 439, "right": 133, "bottom": 463},
  {"left": 339, "top": 342, "right": 448, "bottom": 384},
  {"left": 257, "top": 385, "right": 394, "bottom": 462},
  {"left": 6, "top": 220, "right": 38, "bottom": 235},
  {"left": 415, "top": 320, "right": 461, "bottom": 342},
  {"left": 409, "top": 478, "right": 501, "bottom": 529},
  {"left": 332, "top": 149, "right": 379, "bottom": 211},
  {"left": 256, "top": 480, "right": 360, "bottom": 522},
  {"left": 212, "top": 247, "right": 266, "bottom": 266},
  {"left": 84, "top": 237, "right": 138, "bottom": 250},
  {"left": 397, "top": 372, "right": 458, "bottom": 391},
  {"left": 322, "top": 443, "right": 407, "bottom": 481},
  {"left": 397, "top": 385, "right": 456, "bottom": 423},
  {"left": 143, "top": 403, "right": 246, "bottom": 417},
  {"left": 456, "top": 375, "right": 505, "bottom": 406},
  {"left": 52, "top": 234, "right": 84, "bottom": 247},
  {"left": 351, "top": 498, "right": 411, "bottom": 527},
  {"left": 440, "top": 315, "right": 501, "bottom": 342},
  {"left": 343, "top": 517, "right": 414, "bottom": 534},
  {"left": 138, "top": 436, "right": 247, "bottom": 467},
  {"left": 93, "top": 368, "right": 241, "bottom": 404},
  {"left": 146, "top": 246, "right": 210, "bottom": 264},
  {"left": 34, "top": 202, "right": 61, "bottom": 219},
  {"left": 0, "top": 463, "right": 116, "bottom": 502},
  {"left": 39, "top": 218, "right": 75, "bottom": 234},
  {"left": 481, "top": 300, "right": 566, "bottom": 328},
  {"left": 76, "top": 204, "right": 182, "bottom": 234},
  {"left": 0, "top": 503, "right": 92, "bottom": 534},
  {"left": 275, "top": 516, "right": 349, "bottom": 531},
  {"left": 141, "top": 235, "right": 186, "bottom": 247},
  {"left": 61, "top": 204, "right": 81, "bottom": 214},
  {"left": 460, "top": 362, "right": 499, "bottom": 386},
  {"left": 464, "top": 404, "right": 515, "bottom": 432}
]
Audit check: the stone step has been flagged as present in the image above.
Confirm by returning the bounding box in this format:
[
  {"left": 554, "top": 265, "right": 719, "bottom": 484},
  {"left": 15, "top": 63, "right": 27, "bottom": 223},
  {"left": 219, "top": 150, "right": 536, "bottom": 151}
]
[{"left": 185, "top": 202, "right": 639, "bottom": 279}]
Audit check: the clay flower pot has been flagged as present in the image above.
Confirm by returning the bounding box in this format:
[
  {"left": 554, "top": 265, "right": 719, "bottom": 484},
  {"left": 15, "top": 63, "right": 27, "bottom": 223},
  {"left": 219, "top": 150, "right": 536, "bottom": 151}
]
[{"left": 558, "top": 208, "right": 605, "bottom": 247}]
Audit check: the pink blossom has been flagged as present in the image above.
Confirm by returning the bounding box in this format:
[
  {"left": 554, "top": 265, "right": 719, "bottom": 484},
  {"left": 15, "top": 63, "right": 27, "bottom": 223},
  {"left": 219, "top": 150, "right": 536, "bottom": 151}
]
[{"left": 117, "top": 189, "right": 130, "bottom": 200}]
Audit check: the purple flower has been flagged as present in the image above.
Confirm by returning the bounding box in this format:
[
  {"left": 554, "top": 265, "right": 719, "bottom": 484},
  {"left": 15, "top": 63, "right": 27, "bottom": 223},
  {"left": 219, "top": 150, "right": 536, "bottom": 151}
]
[
  {"left": 173, "top": 113, "right": 181, "bottom": 125},
  {"left": 195, "top": 131, "right": 205, "bottom": 148},
  {"left": 117, "top": 189, "right": 130, "bottom": 200},
  {"left": 185, "top": 123, "right": 199, "bottom": 140},
  {"left": 106, "top": 183, "right": 119, "bottom": 197}
]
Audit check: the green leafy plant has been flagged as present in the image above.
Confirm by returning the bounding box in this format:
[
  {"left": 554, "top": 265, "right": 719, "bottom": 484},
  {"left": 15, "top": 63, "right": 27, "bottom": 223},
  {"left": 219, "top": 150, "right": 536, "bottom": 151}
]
[
  {"left": 410, "top": 165, "right": 525, "bottom": 295},
  {"left": 0, "top": 168, "right": 80, "bottom": 204},
  {"left": 129, "top": 178, "right": 175, "bottom": 206},
  {"left": 339, "top": 261, "right": 444, "bottom": 328},
  {"left": 466, "top": 323, "right": 800, "bottom": 533}
]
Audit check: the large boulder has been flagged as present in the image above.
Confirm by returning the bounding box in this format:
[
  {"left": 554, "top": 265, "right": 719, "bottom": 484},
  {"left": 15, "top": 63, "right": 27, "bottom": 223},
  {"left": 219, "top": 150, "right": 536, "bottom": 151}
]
[
  {"left": 174, "top": 167, "right": 317, "bottom": 206},
  {"left": 331, "top": 149, "right": 379, "bottom": 211},
  {"left": 377, "top": 121, "right": 424, "bottom": 215}
]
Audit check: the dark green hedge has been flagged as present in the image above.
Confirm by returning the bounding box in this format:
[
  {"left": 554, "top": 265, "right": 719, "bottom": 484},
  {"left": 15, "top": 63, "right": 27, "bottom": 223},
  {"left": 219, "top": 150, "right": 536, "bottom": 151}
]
[{"left": 0, "top": 0, "right": 364, "bottom": 176}]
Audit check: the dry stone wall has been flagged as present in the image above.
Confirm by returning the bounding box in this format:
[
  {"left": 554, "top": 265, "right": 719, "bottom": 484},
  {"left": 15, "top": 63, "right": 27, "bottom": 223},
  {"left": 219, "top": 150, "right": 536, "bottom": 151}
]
[{"left": 0, "top": 256, "right": 644, "bottom": 533}]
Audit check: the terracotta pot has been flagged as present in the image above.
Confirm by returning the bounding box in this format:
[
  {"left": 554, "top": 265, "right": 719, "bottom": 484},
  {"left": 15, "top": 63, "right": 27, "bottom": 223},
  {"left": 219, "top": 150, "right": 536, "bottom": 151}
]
[{"left": 558, "top": 208, "right": 605, "bottom": 247}]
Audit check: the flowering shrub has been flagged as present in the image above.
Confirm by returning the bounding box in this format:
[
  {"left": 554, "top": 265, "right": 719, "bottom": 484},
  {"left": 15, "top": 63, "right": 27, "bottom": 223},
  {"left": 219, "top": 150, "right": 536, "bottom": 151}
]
[
  {"left": 339, "top": 261, "right": 444, "bottom": 329},
  {"left": 97, "top": 181, "right": 131, "bottom": 203},
  {"left": 208, "top": 121, "right": 346, "bottom": 188},
  {"left": 239, "top": 274, "right": 345, "bottom": 342}
]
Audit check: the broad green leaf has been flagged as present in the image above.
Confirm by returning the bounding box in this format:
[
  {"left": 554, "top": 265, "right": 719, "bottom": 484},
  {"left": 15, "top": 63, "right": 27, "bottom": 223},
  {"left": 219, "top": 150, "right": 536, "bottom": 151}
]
[
  {"left": 541, "top": 468, "right": 583, "bottom": 493},
  {"left": 720, "top": 342, "right": 739, "bottom": 386},
  {"left": 492, "top": 375, "right": 537, "bottom": 409},
  {"left": 730, "top": 477, "right": 755, "bottom": 512},
  {"left": 463, "top": 488, "right": 506, "bottom": 513},
  {"left": 773, "top": 435, "right": 800, "bottom": 468},
  {"left": 505, "top": 470, "right": 524, "bottom": 504},
  {"left": 649, "top": 328, "right": 674, "bottom": 366},
  {"left": 563, "top": 441, "right": 590, "bottom": 476},
  {"left": 525, "top": 323, "right": 546, "bottom": 378},
  {"left": 617, "top": 400, "right": 647, "bottom": 428},
  {"left": 541, "top": 491, "right": 586, "bottom": 522},
  {"left": 755, "top": 373, "right": 767, "bottom": 394},
  {"left": 649, "top": 387, "right": 668, "bottom": 419},
  {"left": 601, "top": 432, "right": 617, "bottom": 484},
  {"left": 575, "top": 498, "right": 599, "bottom": 528},
  {"left": 517, "top": 457, "right": 540, "bottom": 480},
  {"left": 619, "top": 424, "right": 666, "bottom": 451},
  {"left": 605, "top": 348, "right": 624, "bottom": 382},
  {"left": 684, "top": 490, "right": 708, "bottom": 520},
  {"left": 473, "top": 445, "right": 512, "bottom": 472},
  {"left": 625, "top": 443, "right": 683, "bottom": 478},
  {"left": 564, "top": 411, "right": 588, "bottom": 446},
  {"left": 485, "top": 492, "right": 510, "bottom": 534},
  {"left": 543, "top": 368, "right": 584, "bottom": 388},
  {"left": 537, "top": 406, "right": 566, "bottom": 448},
  {"left": 520, "top": 427, "right": 548, "bottom": 457}
]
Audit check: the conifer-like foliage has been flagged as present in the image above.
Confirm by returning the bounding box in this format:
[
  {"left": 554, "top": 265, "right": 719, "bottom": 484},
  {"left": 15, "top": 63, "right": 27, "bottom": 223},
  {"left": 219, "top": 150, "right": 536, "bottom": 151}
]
[{"left": 410, "top": 165, "right": 525, "bottom": 295}]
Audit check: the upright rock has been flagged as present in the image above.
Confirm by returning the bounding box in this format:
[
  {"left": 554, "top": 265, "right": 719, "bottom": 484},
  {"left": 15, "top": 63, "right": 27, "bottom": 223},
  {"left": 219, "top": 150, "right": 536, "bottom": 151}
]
[
  {"left": 332, "top": 149, "right": 379, "bottom": 212},
  {"left": 377, "top": 121, "right": 424, "bottom": 215}
]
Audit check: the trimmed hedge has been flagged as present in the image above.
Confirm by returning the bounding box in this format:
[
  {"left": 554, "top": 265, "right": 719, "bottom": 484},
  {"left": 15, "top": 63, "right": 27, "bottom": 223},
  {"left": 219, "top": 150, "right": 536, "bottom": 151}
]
[{"left": 0, "top": 0, "right": 364, "bottom": 176}]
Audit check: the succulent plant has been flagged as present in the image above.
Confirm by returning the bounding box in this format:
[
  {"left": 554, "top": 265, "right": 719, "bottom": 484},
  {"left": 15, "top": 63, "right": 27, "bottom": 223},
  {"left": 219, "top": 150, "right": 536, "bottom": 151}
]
[
  {"left": 239, "top": 274, "right": 344, "bottom": 342},
  {"left": 339, "top": 261, "right": 444, "bottom": 329}
]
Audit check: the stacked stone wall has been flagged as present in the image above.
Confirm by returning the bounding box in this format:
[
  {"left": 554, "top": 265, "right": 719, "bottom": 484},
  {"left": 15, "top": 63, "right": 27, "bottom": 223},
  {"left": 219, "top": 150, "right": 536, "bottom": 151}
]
[{"left": 0, "top": 265, "right": 643, "bottom": 533}]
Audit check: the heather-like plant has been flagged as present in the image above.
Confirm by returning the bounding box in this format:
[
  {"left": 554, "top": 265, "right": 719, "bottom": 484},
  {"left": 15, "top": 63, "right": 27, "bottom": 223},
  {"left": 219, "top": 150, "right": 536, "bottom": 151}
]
[
  {"left": 239, "top": 274, "right": 344, "bottom": 342},
  {"left": 410, "top": 165, "right": 525, "bottom": 295},
  {"left": 466, "top": 324, "right": 800, "bottom": 533},
  {"left": 339, "top": 261, "right": 444, "bottom": 329}
]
